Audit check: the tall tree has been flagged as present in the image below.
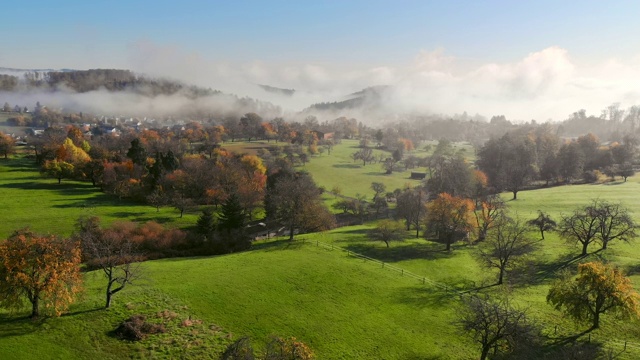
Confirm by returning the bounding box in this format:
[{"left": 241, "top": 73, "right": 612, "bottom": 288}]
[
  {"left": 0, "top": 229, "right": 82, "bottom": 318},
  {"left": 547, "top": 262, "right": 640, "bottom": 329},
  {"left": 217, "top": 193, "right": 245, "bottom": 232},
  {"left": 269, "top": 172, "right": 335, "bottom": 240},
  {"left": 126, "top": 138, "right": 148, "bottom": 166},
  {"left": 394, "top": 187, "right": 428, "bottom": 238}
]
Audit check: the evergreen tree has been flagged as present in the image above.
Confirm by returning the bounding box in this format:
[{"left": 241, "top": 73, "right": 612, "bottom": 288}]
[
  {"left": 218, "top": 194, "right": 245, "bottom": 232},
  {"left": 196, "top": 208, "right": 216, "bottom": 236},
  {"left": 162, "top": 150, "right": 179, "bottom": 171},
  {"left": 126, "top": 138, "right": 147, "bottom": 166}
]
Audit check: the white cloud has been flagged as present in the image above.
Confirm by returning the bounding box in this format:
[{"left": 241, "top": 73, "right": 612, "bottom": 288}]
[{"left": 79, "top": 41, "right": 640, "bottom": 122}]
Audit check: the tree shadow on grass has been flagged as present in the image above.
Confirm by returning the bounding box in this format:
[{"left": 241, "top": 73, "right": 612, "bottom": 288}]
[
  {"left": 332, "top": 163, "right": 361, "bottom": 169},
  {"left": 0, "top": 314, "right": 43, "bottom": 337},
  {"left": 132, "top": 216, "right": 174, "bottom": 224},
  {"left": 251, "top": 238, "right": 306, "bottom": 251},
  {"left": 509, "top": 252, "right": 583, "bottom": 287},
  {"left": 0, "top": 181, "right": 97, "bottom": 196},
  {"left": 393, "top": 286, "right": 456, "bottom": 309},
  {"left": 344, "top": 242, "right": 453, "bottom": 262}
]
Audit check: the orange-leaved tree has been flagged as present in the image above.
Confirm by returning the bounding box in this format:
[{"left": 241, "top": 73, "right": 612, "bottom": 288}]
[
  {"left": 0, "top": 229, "right": 83, "bottom": 318},
  {"left": 547, "top": 261, "right": 640, "bottom": 329},
  {"left": 425, "top": 193, "right": 476, "bottom": 251}
]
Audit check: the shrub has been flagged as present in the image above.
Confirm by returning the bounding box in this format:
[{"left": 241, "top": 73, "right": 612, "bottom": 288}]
[{"left": 114, "top": 315, "right": 166, "bottom": 341}]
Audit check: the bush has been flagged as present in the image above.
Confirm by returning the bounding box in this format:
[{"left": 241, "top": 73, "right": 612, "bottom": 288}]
[
  {"left": 113, "top": 315, "right": 166, "bottom": 341},
  {"left": 582, "top": 170, "right": 604, "bottom": 184}
]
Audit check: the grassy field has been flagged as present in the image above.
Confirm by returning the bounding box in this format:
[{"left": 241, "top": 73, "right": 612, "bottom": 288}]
[
  {"left": 3, "top": 146, "right": 640, "bottom": 358},
  {"left": 0, "top": 239, "right": 476, "bottom": 359},
  {"left": 0, "top": 157, "right": 197, "bottom": 238}
]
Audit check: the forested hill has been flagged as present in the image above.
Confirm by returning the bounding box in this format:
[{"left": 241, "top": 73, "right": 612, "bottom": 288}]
[
  {"left": 306, "top": 85, "right": 389, "bottom": 112},
  {"left": 0, "top": 68, "right": 283, "bottom": 119},
  {"left": 0, "top": 69, "right": 221, "bottom": 98}
]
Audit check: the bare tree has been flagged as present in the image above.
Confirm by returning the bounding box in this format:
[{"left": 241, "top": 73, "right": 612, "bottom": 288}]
[
  {"left": 527, "top": 210, "right": 556, "bottom": 240},
  {"left": 458, "top": 295, "right": 536, "bottom": 360},
  {"left": 559, "top": 204, "right": 601, "bottom": 256},
  {"left": 75, "top": 217, "right": 142, "bottom": 309},
  {"left": 478, "top": 218, "right": 539, "bottom": 285},
  {"left": 595, "top": 201, "right": 637, "bottom": 250}
]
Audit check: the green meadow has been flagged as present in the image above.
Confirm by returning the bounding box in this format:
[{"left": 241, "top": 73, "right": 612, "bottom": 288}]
[
  {"left": 0, "top": 157, "right": 197, "bottom": 239},
  {"left": 2, "top": 141, "right": 640, "bottom": 358}
]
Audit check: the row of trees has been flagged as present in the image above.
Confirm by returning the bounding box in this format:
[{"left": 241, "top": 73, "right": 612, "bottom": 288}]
[{"left": 477, "top": 128, "right": 637, "bottom": 199}]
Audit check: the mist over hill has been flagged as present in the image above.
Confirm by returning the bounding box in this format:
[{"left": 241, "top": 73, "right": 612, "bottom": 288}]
[{"left": 0, "top": 68, "right": 283, "bottom": 120}]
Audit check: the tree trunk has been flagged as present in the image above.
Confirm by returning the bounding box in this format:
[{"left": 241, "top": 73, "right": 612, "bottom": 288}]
[
  {"left": 602, "top": 240, "right": 608, "bottom": 250},
  {"left": 512, "top": 190, "right": 517, "bottom": 200},
  {"left": 445, "top": 238, "right": 451, "bottom": 251},
  {"left": 58, "top": 177, "right": 61, "bottom": 184},
  {"left": 592, "top": 311, "right": 600, "bottom": 329},
  {"left": 480, "top": 345, "right": 490, "bottom": 360},
  {"left": 106, "top": 291, "right": 112, "bottom": 309},
  {"left": 385, "top": 241, "right": 389, "bottom": 248},
  {"left": 31, "top": 296, "right": 40, "bottom": 318},
  {"left": 498, "top": 268, "right": 504, "bottom": 285},
  {"left": 540, "top": 229, "right": 545, "bottom": 239},
  {"left": 289, "top": 223, "right": 295, "bottom": 241},
  {"left": 581, "top": 242, "right": 589, "bottom": 256}
]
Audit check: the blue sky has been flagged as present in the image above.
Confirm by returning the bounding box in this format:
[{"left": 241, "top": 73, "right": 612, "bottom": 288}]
[{"left": 1, "top": 0, "right": 640, "bottom": 120}]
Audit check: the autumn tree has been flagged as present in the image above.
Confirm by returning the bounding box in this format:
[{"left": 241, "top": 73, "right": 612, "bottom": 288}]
[
  {"left": 458, "top": 295, "right": 536, "bottom": 360},
  {"left": 474, "top": 194, "right": 506, "bottom": 242},
  {"left": 74, "top": 217, "right": 142, "bottom": 309},
  {"left": 0, "top": 229, "right": 82, "bottom": 318},
  {"left": 369, "top": 219, "right": 406, "bottom": 248},
  {"left": 527, "top": 211, "right": 557, "bottom": 240},
  {"left": 547, "top": 262, "right": 640, "bottom": 329},
  {"left": 478, "top": 218, "right": 539, "bottom": 285},
  {"left": 0, "top": 132, "right": 16, "bottom": 159},
  {"left": 425, "top": 193, "right": 475, "bottom": 251}
]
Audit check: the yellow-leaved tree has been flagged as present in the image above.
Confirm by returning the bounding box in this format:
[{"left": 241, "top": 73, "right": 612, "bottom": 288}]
[
  {"left": 425, "top": 193, "right": 476, "bottom": 251},
  {"left": 547, "top": 261, "right": 640, "bottom": 329},
  {"left": 0, "top": 229, "right": 83, "bottom": 318}
]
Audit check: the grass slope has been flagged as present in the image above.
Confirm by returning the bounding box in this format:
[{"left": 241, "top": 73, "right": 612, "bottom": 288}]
[
  {"left": 0, "top": 158, "right": 197, "bottom": 238},
  {"left": 0, "top": 240, "right": 476, "bottom": 359}
]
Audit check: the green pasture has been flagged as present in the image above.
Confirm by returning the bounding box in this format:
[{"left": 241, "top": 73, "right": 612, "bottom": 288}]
[
  {"left": 2, "top": 146, "right": 640, "bottom": 358},
  {"left": 0, "top": 158, "right": 197, "bottom": 238},
  {"left": 0, "top": 240, "right": 476, "bottom": 359}
]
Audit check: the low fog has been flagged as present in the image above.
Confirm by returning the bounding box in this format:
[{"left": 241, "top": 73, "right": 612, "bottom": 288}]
[
  {"left": 127, "top": 42, "right": 640, "bottom": 122},
  {"left": 3, "top": 42, "right": 640, "bottom": 123}
]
